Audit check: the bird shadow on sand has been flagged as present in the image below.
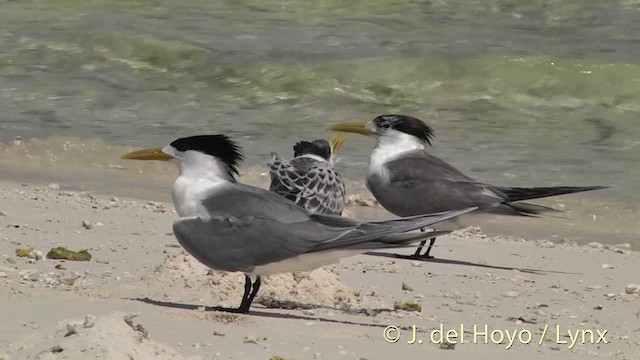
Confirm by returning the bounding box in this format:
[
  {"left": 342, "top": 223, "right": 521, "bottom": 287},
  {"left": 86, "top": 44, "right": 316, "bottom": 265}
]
[
  {"left": 129, "top": 297, "right": 407, "bottom": 329},
  {"left": 363, "top": 251, "right": 582, "bottom": 276}
]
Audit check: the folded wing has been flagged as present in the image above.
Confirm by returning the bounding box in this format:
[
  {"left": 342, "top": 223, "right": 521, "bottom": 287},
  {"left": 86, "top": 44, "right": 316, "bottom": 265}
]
[{"left": 268, "top": 153, "right": 346, "bottom": 215}]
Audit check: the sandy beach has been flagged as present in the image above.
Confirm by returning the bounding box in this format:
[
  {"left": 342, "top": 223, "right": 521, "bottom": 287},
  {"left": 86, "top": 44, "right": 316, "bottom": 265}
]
[{"left": 0, "top": 177, "right": 638, "bottom": 360}]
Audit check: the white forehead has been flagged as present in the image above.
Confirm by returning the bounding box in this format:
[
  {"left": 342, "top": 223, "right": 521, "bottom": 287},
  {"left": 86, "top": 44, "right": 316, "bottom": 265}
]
[{"left": 162, "top": 145, "right": 179, "bottom": 156}]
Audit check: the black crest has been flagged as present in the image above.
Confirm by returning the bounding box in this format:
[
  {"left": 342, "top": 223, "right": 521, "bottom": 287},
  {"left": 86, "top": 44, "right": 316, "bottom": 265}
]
[
  {"left": 170, "top": 135, "right": 244, "bottom": 173},
  {"left": 373, "top": 114, "right": 435, "bottom": 145},
  {"left": 293, "top": 139, "right": 332, "bottom": 160}
]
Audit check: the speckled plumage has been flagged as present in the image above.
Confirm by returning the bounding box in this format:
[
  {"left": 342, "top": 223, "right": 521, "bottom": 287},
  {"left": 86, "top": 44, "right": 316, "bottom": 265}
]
[{"left": 268, "top": 151, "right": 346, "bottom": 216}]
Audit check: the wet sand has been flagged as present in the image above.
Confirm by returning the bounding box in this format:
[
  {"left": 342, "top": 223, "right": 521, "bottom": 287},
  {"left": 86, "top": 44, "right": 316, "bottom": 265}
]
[{"left": 0, "top": 179, "right": 638, "bottom": 359}]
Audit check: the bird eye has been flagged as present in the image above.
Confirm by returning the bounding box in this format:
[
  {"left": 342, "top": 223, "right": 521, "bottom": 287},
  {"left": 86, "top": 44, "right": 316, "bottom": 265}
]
[{"left": 381, "top": 123, "right": 390, "bottom": 129}]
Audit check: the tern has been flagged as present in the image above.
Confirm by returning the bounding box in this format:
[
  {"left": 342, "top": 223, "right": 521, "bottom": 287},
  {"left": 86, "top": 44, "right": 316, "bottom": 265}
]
[
  {"left": 328, "top": 114, "right": 608, "bottom": 259},
  {"left": 269, "top": 134, "right": 346, "bottom": 216},
  {"left": 122, "top": 134, "right": 476, "bottom": 313}
]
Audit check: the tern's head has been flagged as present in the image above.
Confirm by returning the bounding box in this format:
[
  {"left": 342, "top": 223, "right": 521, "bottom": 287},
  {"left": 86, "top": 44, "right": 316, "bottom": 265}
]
[
  {"left": 291, "top": 134, "right": 346, "bottom": 165},
  {"left": 121, "top": 135, "right": 244, "bottom": 179},
  {"left": 293, "top": 139, "right": 332, "bottom": 161},
  {"left": 327, "top": 114, "right": 434, "bottom": 146}
]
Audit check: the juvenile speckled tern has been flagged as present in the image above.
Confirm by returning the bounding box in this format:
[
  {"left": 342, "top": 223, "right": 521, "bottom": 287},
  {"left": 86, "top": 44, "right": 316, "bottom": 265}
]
[
  {"left": 269, "top": 134, "right": 346, "bottom": 216},
  {"left": 328, "top": 114, "right": 608, "bottom": 259},
  {"left": 121, "top": 134, "right": 477, "bottom": 313}
]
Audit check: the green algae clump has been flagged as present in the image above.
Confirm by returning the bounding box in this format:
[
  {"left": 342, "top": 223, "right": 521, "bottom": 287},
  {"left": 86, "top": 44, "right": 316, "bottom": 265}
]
[
  {"left": 15, "top": 248, "right": 33, "bottom": 258},
  {"left": 393, "top": 300, "right": 422, "bottom": 312},
  {"left": 47, "top": 247, "right": 92, "bottom": 261}
]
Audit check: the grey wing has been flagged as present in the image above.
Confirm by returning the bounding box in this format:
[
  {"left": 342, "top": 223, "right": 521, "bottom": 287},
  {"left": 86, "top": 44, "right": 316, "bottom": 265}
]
[
  {"left": 377, "top": 151, "right": 506, "bottom": 215},
  {"left": 171, "top": 215, "right": 382, "bottom": 273},
  {"left": 172, "top": 207, "right": 477, "bottom": 273},
  {"left": 202, "top": 183, "right": 311, "bottom": 223},
  {"left": 269, "top": 156, "right": 345, "bottom": 216},
  {"left": 172, "top": 216, "right": 346, "bottom": 273}
]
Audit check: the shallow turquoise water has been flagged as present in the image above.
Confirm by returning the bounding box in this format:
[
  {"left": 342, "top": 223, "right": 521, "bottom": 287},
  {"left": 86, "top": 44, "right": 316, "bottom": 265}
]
[{"left": 0, "top": 0, "right": 639, "bottom": 204}]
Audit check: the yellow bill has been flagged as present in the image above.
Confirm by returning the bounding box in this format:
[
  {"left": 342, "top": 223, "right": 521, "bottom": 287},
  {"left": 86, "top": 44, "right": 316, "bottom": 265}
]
[
  {"left": 326, "top": 122, "right": 376, "bottom": 136},
  {"left": 330, "top": 133, "right": 346, "bottom": 154},
  {"left": 121, "top": 147, "right": 172, "bottom": 161}
]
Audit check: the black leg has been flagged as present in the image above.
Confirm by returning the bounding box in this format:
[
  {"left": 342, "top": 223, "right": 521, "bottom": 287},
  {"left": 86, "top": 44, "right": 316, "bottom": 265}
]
[
  {"left": 246, "top": 277, "right": 261, "bottom": 308},
  {"left": 411, "top": 228, "right": 427, "bottom": 258},
  {"left": 412, "top": 240, "right": 427, "bottom": 257},
  {"left": 238, "top": 276, "right": 261, "bottom": 313},
  {"left": 422, "top": 237, "right": 436, "bottom": 259},
  {"left": 240, "top": 275, "right": 252, "bottom": 307},
  {"left": 411, "top": 227, "right": 436, "bottom": 259}
]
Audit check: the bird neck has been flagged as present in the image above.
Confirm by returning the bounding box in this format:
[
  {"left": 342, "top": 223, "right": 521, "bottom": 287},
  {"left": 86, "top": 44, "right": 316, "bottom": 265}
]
[
  {"left": 368, "top": 132, "right": 426, "bottom": 179},
  {"left": 297, "top": 154, "right": 329, "bottom": 163},
  {"left": 373, "top": 131, "right": 426, "bottom": 160},
  {"left": 171, "top": 153, "right": 236, "bottom": 218}
]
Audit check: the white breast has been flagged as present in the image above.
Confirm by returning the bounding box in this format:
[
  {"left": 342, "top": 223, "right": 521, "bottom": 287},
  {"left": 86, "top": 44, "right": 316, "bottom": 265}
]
[
  {"left": 172, "top": 176, "right": 226, "bottom": 219},
  {"left": 368, "top": 131, "right": 426, "bottom": 182},
  {"left": 171, "top": 150, "right": 236, "bottom": 219}
]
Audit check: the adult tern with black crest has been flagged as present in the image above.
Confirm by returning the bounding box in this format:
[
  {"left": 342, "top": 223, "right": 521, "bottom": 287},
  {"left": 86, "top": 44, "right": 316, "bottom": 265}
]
[{"left": 328, "top": 115, "right": 608, "bottom": 259}]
